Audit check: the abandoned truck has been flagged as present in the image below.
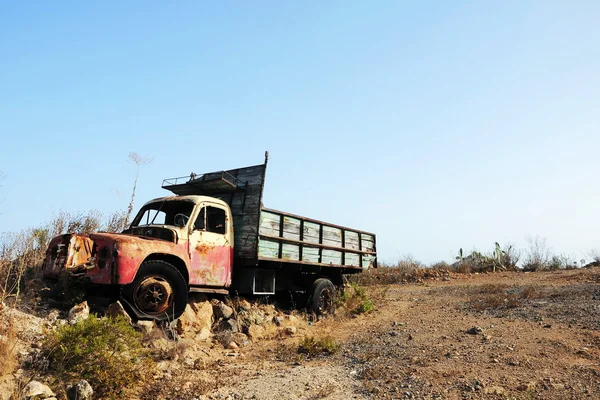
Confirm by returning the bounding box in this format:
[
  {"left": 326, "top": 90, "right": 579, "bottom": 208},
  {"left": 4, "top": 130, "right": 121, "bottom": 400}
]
[{"left": 42, "top": 154, "right": 377, "bottom": 321}]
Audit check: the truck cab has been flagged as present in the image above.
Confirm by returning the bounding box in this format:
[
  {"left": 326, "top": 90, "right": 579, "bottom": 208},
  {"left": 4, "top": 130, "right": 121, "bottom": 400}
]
[{"left": 43, "top": 195, "right": 235, "bottom": 320}]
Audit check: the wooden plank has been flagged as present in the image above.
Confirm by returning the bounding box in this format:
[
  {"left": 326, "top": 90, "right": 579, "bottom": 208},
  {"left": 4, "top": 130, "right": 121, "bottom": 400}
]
[
  {"left": 258, "top": 233, "right": 377, "bottom": 256},
  {"left": 262, "top": 207, "right": 376, "bottom": 236}
]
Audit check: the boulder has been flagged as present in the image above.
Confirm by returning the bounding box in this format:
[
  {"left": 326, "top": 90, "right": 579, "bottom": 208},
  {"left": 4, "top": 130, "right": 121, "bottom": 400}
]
[
  {"left": 213, "top": 302, "right": 234, "bottom": 320},
  {"left": 67, "top": 302, "right": 89, "bottom": 325},
  {"left": 23, "top": 380, "right": 55, "bottom": 399},
  {"left": 106, "top": 301, "right": 132, "bottom": 325},
  {"left": 176, "top": 298, "right": 213, "bottom": 336},
  {"left": 217, "top": 319, "right": 239, "bottom": 333},
  {"left": 66, "top": 380, "right": 93, "bottom": 400}
]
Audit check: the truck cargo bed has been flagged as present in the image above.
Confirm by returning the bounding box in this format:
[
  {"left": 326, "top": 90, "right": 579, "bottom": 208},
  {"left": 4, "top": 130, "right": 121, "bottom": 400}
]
[{"left": 258, "top": 208, "right": 376, "bottom": 270}]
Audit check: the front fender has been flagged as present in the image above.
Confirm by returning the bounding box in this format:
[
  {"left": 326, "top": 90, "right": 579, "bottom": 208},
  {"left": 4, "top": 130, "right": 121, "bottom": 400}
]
[{"left": 86, "top": 233, "right": 190, "bottom": 285}]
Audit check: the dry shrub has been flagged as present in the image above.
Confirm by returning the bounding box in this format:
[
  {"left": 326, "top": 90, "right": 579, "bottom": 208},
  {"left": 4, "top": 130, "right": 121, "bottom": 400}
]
[
  {"left": 311, "top": 381, "right": 337, "bottom": 399},
  {"left": 0, "top": 311, "right": 19, "bottom": 376},
  {"left": 274, "top": 342, "right": 306, "bottom": 364},
  {"left": 298, "top": 335, "right": 340, "bottom": 357}
]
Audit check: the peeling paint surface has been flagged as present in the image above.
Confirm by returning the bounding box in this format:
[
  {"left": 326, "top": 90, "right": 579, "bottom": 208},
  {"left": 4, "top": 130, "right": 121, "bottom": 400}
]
[{"left": 188, "top": 226, "right": 232, "bottom": 287}]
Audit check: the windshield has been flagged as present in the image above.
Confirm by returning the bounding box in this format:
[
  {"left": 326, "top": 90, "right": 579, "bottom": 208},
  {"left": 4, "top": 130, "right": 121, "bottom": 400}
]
[{"left": 131, "top": 200, "right": 195, "bottom": 228}]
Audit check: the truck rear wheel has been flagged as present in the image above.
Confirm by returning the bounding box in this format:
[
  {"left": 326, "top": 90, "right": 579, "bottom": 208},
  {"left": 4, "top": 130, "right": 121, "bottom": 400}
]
[
  {"left": 121, "top": 260, "right": 188, "bottom": 322},
  {"left": 308, "top": 278, "right": 336, "bottom": 315}
]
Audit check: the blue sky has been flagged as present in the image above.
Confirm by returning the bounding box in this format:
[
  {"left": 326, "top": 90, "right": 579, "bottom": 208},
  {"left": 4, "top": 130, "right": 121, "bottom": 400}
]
[{"left": 1, "top": 1, "right": 599, "bottom": 263}]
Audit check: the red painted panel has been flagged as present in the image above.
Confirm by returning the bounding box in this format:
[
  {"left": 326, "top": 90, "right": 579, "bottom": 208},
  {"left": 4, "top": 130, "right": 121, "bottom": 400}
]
[{"left": 189, "top": 243, "right": 233, "bottom": 287}]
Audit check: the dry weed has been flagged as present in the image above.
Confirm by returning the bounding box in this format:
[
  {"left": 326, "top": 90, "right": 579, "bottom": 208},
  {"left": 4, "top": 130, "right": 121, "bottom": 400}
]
[{"left": 0, "top": 310, "right": 19, "bottom": 376}]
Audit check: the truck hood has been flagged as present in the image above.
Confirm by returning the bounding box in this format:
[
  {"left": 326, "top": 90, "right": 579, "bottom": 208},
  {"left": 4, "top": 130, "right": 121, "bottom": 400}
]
[{"left": 42, "top": 230, "right": 189, "bottom": 280}]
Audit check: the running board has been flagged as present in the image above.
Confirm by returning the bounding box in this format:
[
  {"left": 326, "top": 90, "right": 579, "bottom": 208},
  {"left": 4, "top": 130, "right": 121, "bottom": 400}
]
[{"left": 189, "top": 287, "right": 229, "bottom": 295}]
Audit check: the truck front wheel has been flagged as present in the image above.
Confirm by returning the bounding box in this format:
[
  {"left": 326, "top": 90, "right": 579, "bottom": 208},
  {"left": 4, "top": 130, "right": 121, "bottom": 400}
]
[
  {"left": 121, "top": 260, "right": 188, "bottom": 321},
  {"left": 308, "top": 278, "right": 336, "bottom": 315}
]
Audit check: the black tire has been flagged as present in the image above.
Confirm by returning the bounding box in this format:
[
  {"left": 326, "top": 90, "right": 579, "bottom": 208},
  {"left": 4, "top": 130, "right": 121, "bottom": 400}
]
[
  {"left": 308, "top": 278, "right": 336, "bottom": 315},
  {"left": 121, "top": 260, "right": 188, "bottom": 322}
]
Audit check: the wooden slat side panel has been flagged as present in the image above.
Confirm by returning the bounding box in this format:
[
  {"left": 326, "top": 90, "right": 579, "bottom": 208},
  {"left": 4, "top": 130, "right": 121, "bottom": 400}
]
[{"left": 258, "top": 209, "right": 377, "bottom": 270}]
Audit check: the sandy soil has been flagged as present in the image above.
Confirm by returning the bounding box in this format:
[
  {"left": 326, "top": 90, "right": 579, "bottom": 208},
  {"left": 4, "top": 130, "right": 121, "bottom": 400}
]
[{"left": 163, "top": 267, "right": 600, "bottom": 400}]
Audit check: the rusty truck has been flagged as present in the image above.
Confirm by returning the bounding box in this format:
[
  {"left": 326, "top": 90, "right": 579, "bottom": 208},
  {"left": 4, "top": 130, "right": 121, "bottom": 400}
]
[{"left": 42, "top": 153, "right": 377, "bottom": 321}]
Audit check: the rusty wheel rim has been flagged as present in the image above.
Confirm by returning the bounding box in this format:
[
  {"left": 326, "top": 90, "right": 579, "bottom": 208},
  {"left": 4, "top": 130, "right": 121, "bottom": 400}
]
[
  {"left": 133, "top": 276, "right": 173, "bottom": 315},
  {"left": 318, "top": 288, "right": 334, "bottom": 315}
]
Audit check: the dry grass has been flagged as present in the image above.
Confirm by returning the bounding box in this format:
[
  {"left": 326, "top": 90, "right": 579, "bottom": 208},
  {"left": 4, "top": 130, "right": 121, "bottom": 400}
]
[
  {"left": 310, "top": 381, "right": 337, "bottom": 399},
  {"left": 350, "top": 266, "right": 451, "bottom": 286},
  {"left": 467, "top": 284, "right": 546, "bottom": 311},
  {"left": 0, "top": 310, "right": 19, "bottom": 376},
  {"left": 298, "top": 335, "right": 340, "bottom": 357}
]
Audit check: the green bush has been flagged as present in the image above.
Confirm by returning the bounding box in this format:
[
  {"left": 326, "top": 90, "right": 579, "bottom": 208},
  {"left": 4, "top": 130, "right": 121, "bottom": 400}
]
[
  {"left": 353, "top": 298, "right": 375, "bottom": 314},
  {"left": 43, "top": 315, "right": 152, "bottom": 399}
]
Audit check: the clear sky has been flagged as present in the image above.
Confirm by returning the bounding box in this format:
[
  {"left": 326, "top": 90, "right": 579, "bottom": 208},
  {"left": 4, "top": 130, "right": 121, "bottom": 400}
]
[{"left": 1, "top": 1, "right": 599, "bottom": 264}]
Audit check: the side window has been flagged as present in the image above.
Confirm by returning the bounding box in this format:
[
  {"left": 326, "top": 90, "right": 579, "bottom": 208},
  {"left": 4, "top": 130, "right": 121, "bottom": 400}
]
[
  {"left": 194, "top": 208, "right": 205, "bottom": 231},
  {"left": 207, "top": 207, "right": 226, "bottom": 234}
]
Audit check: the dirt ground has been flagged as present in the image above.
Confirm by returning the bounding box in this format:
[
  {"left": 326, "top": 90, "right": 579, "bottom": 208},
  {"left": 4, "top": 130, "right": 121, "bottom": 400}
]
[{"left": 168, "top": 267, "right": 600, "bottom": 400}]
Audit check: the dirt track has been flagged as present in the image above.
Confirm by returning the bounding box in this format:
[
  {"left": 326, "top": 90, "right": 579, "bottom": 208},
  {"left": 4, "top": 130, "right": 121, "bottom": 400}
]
[{"left": 181, "top": 268, "right": 600, "bottom": 399}]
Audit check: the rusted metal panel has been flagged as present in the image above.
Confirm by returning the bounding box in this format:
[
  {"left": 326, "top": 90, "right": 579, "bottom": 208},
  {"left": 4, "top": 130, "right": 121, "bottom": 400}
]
[{"left": 43, "top": 234, "right": 94, "bottom": 278}]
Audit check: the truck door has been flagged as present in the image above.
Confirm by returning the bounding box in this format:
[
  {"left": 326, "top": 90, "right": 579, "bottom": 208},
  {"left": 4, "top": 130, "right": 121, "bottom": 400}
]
[{"left": 188, "top": 204, "right": 233, "bottom": 287}]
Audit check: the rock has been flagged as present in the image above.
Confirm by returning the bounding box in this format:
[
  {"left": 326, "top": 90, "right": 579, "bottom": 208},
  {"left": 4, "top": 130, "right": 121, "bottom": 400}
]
[
  {"left": 213, "top": 302, "right": 234, "bottom": 320},
  {"left": 466, "top": 326, "right": 484, "bottom": 335},
  {"left": 136, "top": 320, "right": 156, "bottom": 335},
  {"left": 231, "top": 333, "right": 250, "bottom": 347},
  {"left": 194, "top": 358, "right": 207, "bottom": 370},
  {"left": 176, "top": 300, "right": 214, "bottom": 336},
  {"left": 484, "top": 386, "right": 505, "bottom": 395},
  {"left": 183, "top": 357, "right": 195, "bottom": 368},
  {"left": 286, "top": 315, "right": 299, "bottom": 324},
  {"left": 106, "top": 301, "right": 132, "bottom": 325},
  {"left": 0, "top": 374, "right": 16, "bottom": 400},
  {"left": 188, "top": 298, "right": 214, "bottom": 331},
  {"left": 238, "top": 309, "right": 265, "bottom": 328},
  {"left": 46, "top": 310, "right": 60, "bottom": 324},
  {"left": 195, "top": 328, "right": 211, "bottom": 341},
  {"left": 227, "top": 341, "right": 239, "bottom": 350},
  {"left": 176, "top": 305, "right": 198, "bottom": 335},
  {"left": 517, "top": 382, "right": 536, "bottom": 391},
  {"left": 238, "top": 299, "right": 251, "bottom": 311},
  {"left": 247, "top": 324, "right": 266, "bottom": 340},
  {"left": 68, "top": 301, "right": 89, "bottom": 325},
  {"left": 150, "top": 338, "right": 171, "bottom": 352},
  {"left": 66, "top": 379, "right": 93, "bottom": 400},
  {"left": 272, "top": 316, "right": 284, "bottom": 326},
  {"left": 217, "top": 319, "right": 239, "bottom": 333},
  {"left": 284, "top": 326, "right": 297, "bottom": 336},
  {"left": 23, "top": 380, "right": 55, "bottom": 399}
]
